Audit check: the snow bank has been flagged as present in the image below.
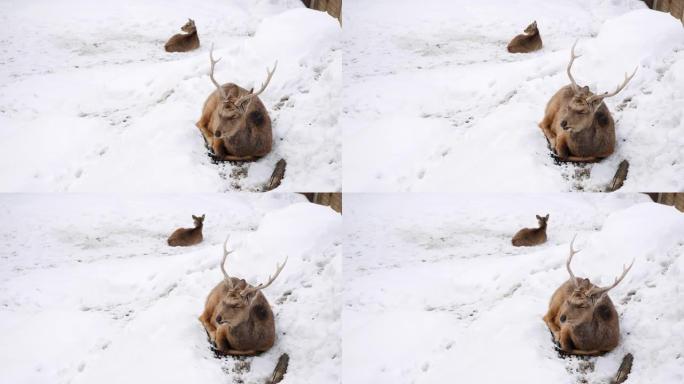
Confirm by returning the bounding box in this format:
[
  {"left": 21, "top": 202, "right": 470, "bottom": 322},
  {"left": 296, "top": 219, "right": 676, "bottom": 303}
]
[
  {"left": 0, "top": 0, "right": 341, "bottom": 192},
  {"left": 0, "top": 194, "right": 341, "bottom": 384},
  {"left": 344, "top": 193, "right": 684, "bottom": 383},
  {"left": 343, "top": 0, "right": 684, "bottom": 192}
]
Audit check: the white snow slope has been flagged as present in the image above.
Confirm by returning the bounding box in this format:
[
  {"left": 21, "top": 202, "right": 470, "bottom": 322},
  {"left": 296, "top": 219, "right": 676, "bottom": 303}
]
[
  {"left": 0, "top": 0, "right": 341, "bottom": 192},
  {"left": 343, "top": 0, "right": 684, "bottom": 192},
  {"left": 0, "top": 194, "right": 342, "bottom": 384},
  {"left": 344, "top": 193, "right": 684, "bottom": 383}
]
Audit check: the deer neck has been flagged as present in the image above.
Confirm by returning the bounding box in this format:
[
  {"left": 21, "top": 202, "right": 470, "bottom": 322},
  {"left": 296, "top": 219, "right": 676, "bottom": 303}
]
[
  {"left": 538, "top": 222, "right": 546, "bottom": 231},
  {"left": 194, "top": 221, "right": 203, "bottom": 231}
]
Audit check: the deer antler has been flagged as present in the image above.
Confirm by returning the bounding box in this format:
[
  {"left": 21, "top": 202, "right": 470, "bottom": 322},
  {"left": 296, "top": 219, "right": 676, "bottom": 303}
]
[
  {"left": 220, "top": 235, "right": 233, "bottom": 289},
  {"left": 209, "top": 44, "right": 229, "bottom": 103},
  {"left": 234, "top": 61, "right": 278, "bottom": 112},
  {"left": 241, "top": 256, "right": 288, "bottom": 298},
  {"left": 587, "top": 67, "right": 637, "bottom": 104},
  {"left": 566, "top": 235, "right": 581, "bottom": 288},
  {"left": 590, "top": 259, "right": 635, "bottom": 297},
  {"left": 567, "top": 40, "right": 581, "bottom": 94}
]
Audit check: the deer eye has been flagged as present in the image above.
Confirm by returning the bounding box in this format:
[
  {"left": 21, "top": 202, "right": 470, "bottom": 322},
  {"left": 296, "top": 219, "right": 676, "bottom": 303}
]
[
  {"left": 215, "top": 315, "right": 222, "bottom": 323},
  {"left": 560, "top": 314, "right": 567, "bottom": 323}
]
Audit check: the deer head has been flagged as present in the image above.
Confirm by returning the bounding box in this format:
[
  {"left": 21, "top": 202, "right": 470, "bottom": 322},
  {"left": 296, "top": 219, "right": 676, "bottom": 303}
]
[
  {"left": 524, "top": 21, "right": 538, "bottom": 34},
  {"left": 199, "top": 236, "right": 287, "bottom": 355},
  {"left": 191, "top": 214, "right": 205, "bottom": 227},
  {"left": 181, "top": 18, "right": 196, "bottom": 33},
  {"left": 558, "top": 41, "right": 636, "bottom": 134},
  {"left": 208, "top": 45, "right": 276, "bottom": 123},
  {"left": 543, "top": 236, "right": 634, "bottom": 355},
  {"left": 535, "top": 214, "right": 549, "bottom": 228}
]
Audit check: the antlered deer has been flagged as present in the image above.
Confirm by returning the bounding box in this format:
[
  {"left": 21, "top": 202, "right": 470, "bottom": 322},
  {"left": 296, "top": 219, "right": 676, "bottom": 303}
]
[
  {"left": 165, "top": 19, "right": 200, "bottom": 52},
  {"left": 199, "top": 237, "right": 287, "bottom": 355},
  {"left": 507, "top": 21, "right": 542, "bottom": 53},
  {"left": 543, "top": 237, "right": 634, "bottom": 355},
  {"left": 539, "top": 41, "right": 637, "bottom": 162},
  {"left": 512, "top": 214, "right": 548, "bottom": 246},
  {"left": 168, "top": 214, "right": 204, "bottom": 246},
  {"left": 196, "top": 46, "right": 277, "bottom": 161}
]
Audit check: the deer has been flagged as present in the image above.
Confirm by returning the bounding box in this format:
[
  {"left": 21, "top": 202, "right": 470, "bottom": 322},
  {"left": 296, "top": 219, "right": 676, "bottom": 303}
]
[
  {"left": 167, "top": 214, "right": 204, "bottom": 247},
  {"left": 543, "top": 236, "right": 634, "bottom": 356},
  {"left": 507, "top": 21, "right": 542, "bottom": 53},
  {"left": 512, "top": 214, "right": 549, "bottom": 246},
  {"left": 196, "top": 46, "right": 277, "bottom": 161},
  {"left": 199, "top": 236, "right": 287, "bottom": 355},
  {"left": 539, "top": 41, "right": 637, "bottom": 162},
  {"left": 164, "top": 19, "right": 200, "bottom": 52}
]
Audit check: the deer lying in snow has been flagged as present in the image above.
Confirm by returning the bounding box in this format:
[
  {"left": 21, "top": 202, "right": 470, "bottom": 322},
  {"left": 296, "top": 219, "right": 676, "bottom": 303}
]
[
  {"left": 165, "top": 19, "right": 200, "bottom": 52},
  {"left": 543, "top": 237, "right": 634, "bottom": 356},
  {"left": 168, "top": 214, "right": 204, "bottom": 246},
  {"left": 539, "top": 41, "right": 637, "bottom": 162},
  {"left": 196, "top": 46, "right": 277, "bottom": 161},
  {"left": 507, "top": 21, "right": 542, "bottom": 53},
  {"left": 512, "top": 214, "right": 548, "bottom": 247},
  {"left": 199, "top": 237, "right": 287, "bottom": 355}
]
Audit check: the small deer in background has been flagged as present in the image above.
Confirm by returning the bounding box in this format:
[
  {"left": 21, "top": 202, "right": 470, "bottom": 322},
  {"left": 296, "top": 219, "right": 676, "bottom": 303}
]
[
  {"left": 512, "top": 214, "right": 549, "bottom": 246},
  {"left": 507, "top": 21, "right": 542, "bottom": 53},
  {"left": 165, "top": 19, "right": 200, "bottom": 52},
  {"left": 539, "top": 41, "right": 637, "bottom": 162},
  {"left": 168, "top": 214, "right": 204, "bottom": 246},
  {"left": 543, "top": 237, "right": 634, "bottom": 355},
  {"left": 199, "top": 237, "right": 287, "bottom": 355},
  {"left": 196, "top": 46, "right": 277, "bottom": 161}
]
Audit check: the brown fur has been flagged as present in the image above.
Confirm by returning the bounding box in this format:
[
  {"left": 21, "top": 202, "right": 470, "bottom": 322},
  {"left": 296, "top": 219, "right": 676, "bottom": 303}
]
[
  {"left": 196, "top": 84, "right": 273, "bottom": 161},
  {"left": 198, "top": 238, "right": 286, "bottom": 355},
  {"left": 507, "top": 21, "right": 542, "bottom": 53},
  {"left": 199, "top": 277, "right": 276, "bottom": 355},
  {"left": 539, "top": 85, "right": 616, "bottom": 162},
  {"left": 167, "top": 214, "right": 204, "bottom": 247},
  {"left": 539, "top": 41, "right": 636, "bottom": 162},
  {"left": 196, "top": 48, "right": 275, "bottom": 161},
  {"left": 165, "top": 19, "right": 200, "bottom": 53},
  {"left": 512, "top": 214, "right": 548, "bottom": 246},
  {"left": 542, "top": 238, "right": 633, "bottom": 355}
]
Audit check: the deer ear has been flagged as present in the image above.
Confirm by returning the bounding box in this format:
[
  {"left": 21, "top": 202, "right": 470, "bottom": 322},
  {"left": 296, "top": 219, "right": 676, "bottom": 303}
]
[
  {"left": 545, "top": 214, "right": 549, "bottom": 220},
  {"left": 536, "top": 215, "right": 541, "bottom": 220},
  {"left": 192, "top": 215, "right": 198, "bottom": 220},
  {"left": 201, "top": 214, "right": 205, "bottom": 219}
]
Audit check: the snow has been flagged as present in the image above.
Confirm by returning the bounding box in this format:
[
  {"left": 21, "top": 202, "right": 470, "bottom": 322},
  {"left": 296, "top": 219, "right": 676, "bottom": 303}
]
[
  {"left": 0, "top": 0, "right": 341, "bottom": 192},
  {"left": 342, "top": 0, "right": 684, "bottom": 192},
  {"left": 344, "top": 193, "right": 684, "bottom": 383},
  {"left": 0, "top": 194, "right": 342, "bottom": 384}
]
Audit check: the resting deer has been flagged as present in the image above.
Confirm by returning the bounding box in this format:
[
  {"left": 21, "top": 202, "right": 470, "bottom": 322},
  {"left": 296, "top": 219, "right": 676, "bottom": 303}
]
[
  {"left": 507, "top": 21, "right": 542, "bottom": 53},
  {"left": 543, "top": 237, "right": 634, "bottom": 356},
  {"left": 512, "top": 214, "right": 548, "bottom": 246},
  {"left": 167, "top": 214, "right": 204, "bottom": 247},
  {"left": 199, "top": 237, "right": 287, "bottom": 355},
  {"left": 165, "top": 19, "right": 200, "bottom": 52},
  {"left": 196, "top": 46, "right": 277, "bottom": 161},
  {"left": 539, "top": 41, "right": 637, "bottom": 162}
]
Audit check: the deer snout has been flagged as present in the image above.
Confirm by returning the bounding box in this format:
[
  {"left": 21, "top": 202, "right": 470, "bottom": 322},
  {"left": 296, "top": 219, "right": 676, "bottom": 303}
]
[{"left": 560, "top": 120, "right": 569, "bottom": 130}]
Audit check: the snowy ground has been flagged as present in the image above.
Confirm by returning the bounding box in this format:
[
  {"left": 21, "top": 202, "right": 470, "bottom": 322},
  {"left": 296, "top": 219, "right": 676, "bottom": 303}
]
[
  {"left": 0, "top": 194, "right": 342, "bottom": 384},
  {"left": 344, "top": 193, "right": 684, "bottom": 383},
  {"left": 0, "top": 0, "right": 341, "bottom": 192},
  {"left": 342, "top": 0, "right": 684, "bottom": 192}
]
